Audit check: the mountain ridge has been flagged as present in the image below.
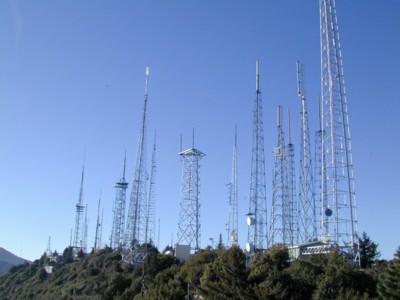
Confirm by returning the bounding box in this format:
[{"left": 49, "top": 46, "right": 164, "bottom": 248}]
[{"left": 0, "top": 247, "right": 29, "bottom": 276}]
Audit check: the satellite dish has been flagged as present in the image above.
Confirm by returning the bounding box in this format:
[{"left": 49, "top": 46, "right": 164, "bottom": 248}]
[
  {"left": 247, "top": 216, "right": 255, "bottom": 226},
  {"left": 325, "top": 208, "right": 333, "bottom": 217},
  {"left": 246, "top": 242, "right": 254, "bottom": 252}
]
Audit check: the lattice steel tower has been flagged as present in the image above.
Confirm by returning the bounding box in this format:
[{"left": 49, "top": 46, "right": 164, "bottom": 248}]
[
  {"left": 145, "top": 134, "right": 157, "bottom": 245},
  {"left": 269, "top": 106, "right": 289, "bottom": 246},
  {"left": 269, "top": 108, "right": 297, "bottom": 247},
  {"left": 296, "top": 61, "right": 316, "bottom": 243},
  {"left": 110, "top": 153, "right": 128, "bottom": 250},
  {"left": 72, "top": 164, "right": 86, "bottom": 250},
  {"left": 94, "top": 190, "right": 102, "bottom": 251},
  {"left": 125, "top": 66, "right": 150, "bottom": 248},
  {"left": 247, "top": 60, "right": 268, "bottom": 252},
  {"left": 177, "top": 132, "right": 205, "bottom": 250},
  {"left": 319, "top": 0, "right": 359, "bottom": 261},
  {"left": 227, "top": 126, "right": 238, "bottom": 247},
  {"left": 286, "top": 109, "right": 297, "bottom": 247}
]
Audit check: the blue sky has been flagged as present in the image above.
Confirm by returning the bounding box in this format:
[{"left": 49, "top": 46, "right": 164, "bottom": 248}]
[{"left": 1, "top": 1, "right": 399, "bottom": 261}]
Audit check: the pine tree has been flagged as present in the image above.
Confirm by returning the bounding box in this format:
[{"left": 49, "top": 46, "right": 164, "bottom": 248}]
[
  {"left": 359, "top": 231, "right": 381, "bottom": 269},
  {"left": 378, "top": 246, "right": 400, "bottom": 299}
]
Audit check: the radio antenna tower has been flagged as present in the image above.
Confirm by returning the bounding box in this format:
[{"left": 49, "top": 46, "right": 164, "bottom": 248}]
[
  {"left": 125, "top": 66, "right": 150, "bottom": 248},
  {"left": 145, "top": 133, "right": 157, "bottom": 245},
  {"left": 73, "top": 164, "right": 85, "bottom": 251},
  {"left": 296, "top": 61, "right": 316, "bottom": 243},
  {"left": 246, "top": 60, "right": 268, "bottom": 252},
  {"left": 83, "top": 204, "right": 88, "bottom": 253},
  {"left": 46, "top": 236, "right": 52, "bottom": 257},
  {"left": 110, "top": 152, "right": 128, "bottom": 250},
  {"left": 177, "top": 130, "right": 205, "bottom": 250},
  {"left": 319, "top": 0, "right": 359, "bottom": 261},
  {"left": 94, "top": 189, "right": 102, "bottom": 251},
  {"left": 314, "top": 96, "right": 324, "bottom": 240},
  {"left": 269, "top": 106, "right": 287, "bottom": 246},
  {"left": 286, "top": 109, "right": 297, "bottom": 246},
  {"left": 227, "top": 126, "right": 238, "bottom": 247}
]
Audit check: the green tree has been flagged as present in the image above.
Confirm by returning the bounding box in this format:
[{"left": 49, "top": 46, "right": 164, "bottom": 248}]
[
  {"left": 142, "top": 264, "right": 186, "bottom": 300},
  {"left": 378, "top": 246, "right": 400, "bottom": 299},
  {"left": 359, "top": 231, "right": 381, "bottom": 269},
  {"left": 312, "top": 250, "right": 376, "bottom": 300},
  {"left": 248, "top": 245, "right": 293, "bottom": 299},
  {"left": 200, "top": 246, "right": 250, "bottom": 299},
  {"left": 179, "top": 249, "right": 216, "bottom": 292},
  {"left": 286, "top": 258, "right": 324, "bottom": 299}
]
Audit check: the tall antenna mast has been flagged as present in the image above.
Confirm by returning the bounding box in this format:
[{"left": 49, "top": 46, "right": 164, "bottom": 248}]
[
  {"left": 269, "top": 106, "right": 288, "bottom": 246},
  {"left": 145, "top": 132, "right": 157, "bottom": 245},
  {"left": 84, "top": 204, "right": 88, "bottom": 253},
  {"left": 125, "top": 65, "right": 150, "bottom": 248},
  {"left": 286, "top": 108, "right": 297, "bottom": 246},
  {"left": 46, "top": 236, "right": 52, "bottom": 257},
  {"left": 73, "top": 162, "right": 86, "bottom": 251},
  {"left": 228, "top": 125, "right": 239, "bottom": 247},
  {"left": 247, "top": 60, "right": 268, "bottom": 252},
  {"left": 110, "top": 151, "right": 129, "bottom": 250},
  {"left": 94, "top": 189, "right": 102, "bottom": 251},
  {"left": 296, "top": 60, "right": 316, "bottom": 243},
  {"left": 320, "top": 0, "right": 359, "bottom": 262}
]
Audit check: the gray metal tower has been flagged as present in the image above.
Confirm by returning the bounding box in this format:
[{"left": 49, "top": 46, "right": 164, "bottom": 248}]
[
  {"left": 286, "top": 109, "right": 297, "bottom": 247},
  {"left": 177, "top": 132, "right": 205, "bottom": 250},
  {"left": 145, "top": 133, "right": 157, "bottom": 245},
  {"left": 269, "top": 107, "right": 297, "bottom": 247},
  {"left": 83, "top": 204, "right": 88, "bottom": 253},
  {"left": 247, "top": 60, "right": 268, "bottom": 252},
  {"left": 94, "top": 190, "right": 102, "bottom": 251},
  {"left": 227, "top": 126, "right": 238, "bottom": 247},
  {"left": 296, "top": 61, "right": 316, "bottom": 243},
  {"left": 319, "top": 0, "right": 359, "bottom": 261},
  {"left": 314, "top": 96, "right": 324, "bottom": 240},
  {"left": 269, "top": 106, "right": 289, "bottom": 246},
  {"left": 125, "top": 66, "right": 150, "bottom": 248},
  {"left": 110, "top": 153, "right": 128, "bottom": 250},
  {"left": 72, "top": 165, "right": 85, "bottom": 251}
]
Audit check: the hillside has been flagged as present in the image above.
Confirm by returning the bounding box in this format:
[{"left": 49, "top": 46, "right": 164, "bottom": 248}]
[
  {"left": 0, "top": 248, "right": 29, "bottom": 276},
  {"left": 1, "top": 245, "right": 398, "bottom": 299}
]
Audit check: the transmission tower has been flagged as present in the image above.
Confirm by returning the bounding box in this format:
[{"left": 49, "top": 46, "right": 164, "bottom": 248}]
[
  {"left": 83, "top": 204, "right": 88, "bottom": 253},
  {"left": 269, "top": 107, "right": 297, "bottom": 246},
  {"left": 269, "top": 106, "right": 288, "bottom": 246},
  {"left": 110, "top": 152, "right": 128, "bottom": 250},
  {"left": 246, "top": 60, "right": 268, "bottom": 252},
  {"left": 94, "top": 190, "right": 102, "bottom": 251},
  {"left": 314, "top": 96, "right": 324, "bottom": 240},
  {"left": 46, "top": 236, "right": 52, "bottom": 257},
  {"left": 227, "top": 126, "right": 238, "bottom": 247},
  {"left": 319, "top": 0, "right": 359, "bottom": 261},
  {"left": 72, "top": 164, "right": 86, "bottom": 251},
  {"left": 296, "top": 61, "right": 316, "bottom": 243},
  {"left": 177, "top": 131, "right": 205, "bottom": 250},
  {"left": 286, "top": 109, "right": 297, "bottom": 247},
  {"left": 145, "top": 133, "right": 157, "bottom": 245},
  {"left": 125, "top": 66, "right": 150, "bottom": 248}
]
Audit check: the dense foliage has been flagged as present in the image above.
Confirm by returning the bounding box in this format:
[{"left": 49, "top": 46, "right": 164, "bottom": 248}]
[{"left": 0, "top": 243, "right": 399, "bottom": 299}]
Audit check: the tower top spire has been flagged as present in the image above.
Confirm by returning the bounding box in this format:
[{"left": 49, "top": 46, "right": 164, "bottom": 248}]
[
  {"left": 256, "top": 60, "right": 260, "bottom": 92},
  {"left": 145, "top": 65, "right": 150, "bottom": 95}
]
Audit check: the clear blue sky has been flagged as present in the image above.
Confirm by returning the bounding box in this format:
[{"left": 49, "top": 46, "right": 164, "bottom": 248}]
[{"left": 1, "top": 1, "right": 399, "bottom": 261}]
